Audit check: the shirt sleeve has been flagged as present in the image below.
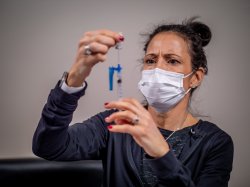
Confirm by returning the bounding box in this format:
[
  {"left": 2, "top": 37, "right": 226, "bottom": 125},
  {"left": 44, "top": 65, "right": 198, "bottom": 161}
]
[
  {"left": 60, "top": 81, "right": 86, "bottom": 94},
  {"left": 32, "top": 81, "right": 112, "bottom": 161},
  {"left": 147, "top": 131, "right": 233, "bottom": 187}
]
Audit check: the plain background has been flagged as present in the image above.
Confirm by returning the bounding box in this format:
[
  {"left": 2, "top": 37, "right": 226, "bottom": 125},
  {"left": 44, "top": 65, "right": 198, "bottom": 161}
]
[{"left": 0, "top": 0, "right": 249, "bottom": 186}]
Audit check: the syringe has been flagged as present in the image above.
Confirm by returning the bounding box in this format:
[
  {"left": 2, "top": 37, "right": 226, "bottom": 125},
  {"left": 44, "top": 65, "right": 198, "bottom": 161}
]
[
  {"left": 109, "top": 41, "right": 123, "bottom": 99},
  {"left": 109, "top": 63, "right": 123, "bottom": 99}
]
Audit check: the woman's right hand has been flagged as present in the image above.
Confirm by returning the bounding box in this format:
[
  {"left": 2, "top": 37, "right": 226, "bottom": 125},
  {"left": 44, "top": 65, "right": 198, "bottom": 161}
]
[{"left": 67, "top": 30, "right": 124, "bottom": 87}]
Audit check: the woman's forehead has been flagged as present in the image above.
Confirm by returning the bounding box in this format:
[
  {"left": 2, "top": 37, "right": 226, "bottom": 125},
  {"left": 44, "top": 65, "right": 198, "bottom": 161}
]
[{"left": 146, "top": 32, "right": 190, "bottom": 57}]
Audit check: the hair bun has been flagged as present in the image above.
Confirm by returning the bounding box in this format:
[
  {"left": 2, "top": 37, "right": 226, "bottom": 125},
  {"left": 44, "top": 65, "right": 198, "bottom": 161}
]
[{"left": 189, "top": 21, "right": 212, "bottom": 47}]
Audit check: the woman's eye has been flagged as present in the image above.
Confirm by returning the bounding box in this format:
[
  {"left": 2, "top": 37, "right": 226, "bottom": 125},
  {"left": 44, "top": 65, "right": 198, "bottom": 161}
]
[
  {"left": 168, "top": 59, "right": 180, "bottom": 65},
  {"left": 144, "top": 59, "right": 156, "bottom": 64}
]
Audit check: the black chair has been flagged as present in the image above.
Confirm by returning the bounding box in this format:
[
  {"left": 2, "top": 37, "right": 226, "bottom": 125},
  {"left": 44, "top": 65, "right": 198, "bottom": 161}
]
[{"left": 0, "top": 158, "right": 103, "bottom": 186}]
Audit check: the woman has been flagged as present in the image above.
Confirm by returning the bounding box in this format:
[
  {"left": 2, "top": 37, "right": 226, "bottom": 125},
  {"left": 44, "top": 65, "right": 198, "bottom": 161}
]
[{"left": 32, "top": 18, "right": 234, "bottom": 187}]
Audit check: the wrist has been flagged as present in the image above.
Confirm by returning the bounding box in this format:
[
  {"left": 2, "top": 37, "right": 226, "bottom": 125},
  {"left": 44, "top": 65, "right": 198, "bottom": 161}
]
[
  {"left": 67, "top": 73, "right": 84, "bottom": 87},
  {"left": 147, "top": 139, "right": 170, "bottom": 159},
  {"left": 67, "top": 66, "right": 92, "bottom": 87}
]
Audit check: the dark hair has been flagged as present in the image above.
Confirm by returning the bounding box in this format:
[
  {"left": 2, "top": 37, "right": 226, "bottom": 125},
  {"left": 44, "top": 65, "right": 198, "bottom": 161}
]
[{"left": 143, "top": 17, "right": 212, "bottom": 75}]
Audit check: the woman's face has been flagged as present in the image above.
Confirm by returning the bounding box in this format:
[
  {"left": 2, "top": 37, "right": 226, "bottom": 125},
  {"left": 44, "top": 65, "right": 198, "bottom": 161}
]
[
  {"left": 144, "top": 32, "right": 192, "bottom": 73},
  {"left": 143, "top": 32, "right": 193, "bottom": 90}
]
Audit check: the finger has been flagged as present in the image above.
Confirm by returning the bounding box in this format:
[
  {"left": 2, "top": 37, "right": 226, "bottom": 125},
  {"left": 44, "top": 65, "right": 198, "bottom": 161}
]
[
  {"left": 86, "top": 53, "right": 106, "bottom": 63},
  {"left": 84, "top": 29, "right": 123, "bottom": 42},
  {"left": 79, "top": 42, "right": 109, "bottom": 55},
  {"left": 105, "top": 100, "right": 140, "bottom": 115},
  {"left": 120, "top": 98, "right": 145, "bottom": 111},
  {"left": 115, "top": 119, "right": 131, "bottom": 125},
  {"left": 79, "top": 35, "right": 117, "bottom": 49},
  {"left": 105, "top": 110, "right": 136, "bottom": 124},
  {"left": 78, "top": 49, "right": 107, "bottom": 63},
  {"left": 108, "top": 124, "right": 138, "bottom": 136}
]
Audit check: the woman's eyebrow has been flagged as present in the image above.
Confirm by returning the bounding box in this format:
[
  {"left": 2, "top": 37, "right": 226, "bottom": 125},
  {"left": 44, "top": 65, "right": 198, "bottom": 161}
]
[
  {"left": 145, "top": 53, "right": 182, "bottom": 60},
  {"left": 145, "top": 53, "right": 157, "bottom": 56},
  {"left": 164, "top": 53, "right": 182, "bottom": 58}
]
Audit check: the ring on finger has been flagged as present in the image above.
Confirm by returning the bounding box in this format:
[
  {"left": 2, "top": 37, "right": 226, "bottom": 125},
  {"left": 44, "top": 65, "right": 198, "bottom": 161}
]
[
  {"left": 84, "top": 45, "right": 92, "bottom": 55},
  {"left": 131, "top": 115, "right": 139, "bottom": 125}
]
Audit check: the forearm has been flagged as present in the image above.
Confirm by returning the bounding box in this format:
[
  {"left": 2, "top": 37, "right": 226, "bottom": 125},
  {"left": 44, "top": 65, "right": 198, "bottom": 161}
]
[
  {"left": 148, "top": 150, "right": 196, "bottom": 187},
  {"left": 32, "top": 81, "right": 86, "bottom": 160}
]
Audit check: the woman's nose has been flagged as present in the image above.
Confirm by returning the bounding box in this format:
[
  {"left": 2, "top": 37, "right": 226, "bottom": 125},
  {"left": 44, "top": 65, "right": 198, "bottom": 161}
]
[{"left": 155, "top": 57, "right": 165, "bottom": 70}]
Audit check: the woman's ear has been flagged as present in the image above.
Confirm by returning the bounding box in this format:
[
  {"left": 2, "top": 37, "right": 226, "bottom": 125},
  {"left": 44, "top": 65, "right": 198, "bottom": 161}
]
[{"left": 190, "top": 68, "right": 205, "bottom": 88}]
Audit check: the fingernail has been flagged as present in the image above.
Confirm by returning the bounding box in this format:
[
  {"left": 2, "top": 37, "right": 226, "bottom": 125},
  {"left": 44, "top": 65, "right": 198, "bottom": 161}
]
[
  {"left": 105, "top": 117, "right": 109, "bottom": 122},
  {"left": 119, "top": 35, "right": 124, "bottom": 41},
  {"left": 104, "top": 102, "right": 109, "bottom": 106},
  {"left": 107, "top": 125, "right": 113, "bottom": 129},
  {"left": 118, "top": 32, "right": 124, "bottom": 41}
]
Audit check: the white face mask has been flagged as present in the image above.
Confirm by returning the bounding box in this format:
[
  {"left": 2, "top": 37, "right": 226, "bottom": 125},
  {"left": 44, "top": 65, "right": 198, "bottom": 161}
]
[{"left": 138, "top": 68, "right": 193, "bottom": 113}]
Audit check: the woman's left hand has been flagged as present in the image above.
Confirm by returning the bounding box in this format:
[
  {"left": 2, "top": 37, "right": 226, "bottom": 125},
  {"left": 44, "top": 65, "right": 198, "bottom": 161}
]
[{"left": 104, "top": 98, "right": 170, "bottom": 158}]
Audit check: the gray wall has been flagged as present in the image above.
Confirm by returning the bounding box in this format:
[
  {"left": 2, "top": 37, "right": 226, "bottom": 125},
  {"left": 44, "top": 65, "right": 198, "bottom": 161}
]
[{"left": 0, "top": 0, "right": 249, "bottom": 186}]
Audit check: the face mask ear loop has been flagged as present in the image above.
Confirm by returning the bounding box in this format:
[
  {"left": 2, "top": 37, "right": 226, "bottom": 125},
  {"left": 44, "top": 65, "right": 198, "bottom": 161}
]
[
  {"left": 183, "top": 71, "right": 194, "bottom": 79},
  {"left": 184, "top": 87, "right": 192, "bottom": 95},
  {"left": 183, "top": 71, "right": 195, "bottom": 94}
]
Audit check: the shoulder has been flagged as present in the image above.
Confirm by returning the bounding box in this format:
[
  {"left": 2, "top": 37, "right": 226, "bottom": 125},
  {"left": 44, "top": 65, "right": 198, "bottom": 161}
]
[
  {"left": 196, "top": 120, "right": 234, "bottom": 152},
  {"left": 197, "top": 120, "right": 231, "bottom": 138}
]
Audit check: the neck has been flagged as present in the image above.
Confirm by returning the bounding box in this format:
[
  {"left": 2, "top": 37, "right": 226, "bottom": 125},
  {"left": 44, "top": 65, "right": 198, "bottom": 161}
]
[{"left": 148, "top": 96, "right": 198, "bottom": 131}]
